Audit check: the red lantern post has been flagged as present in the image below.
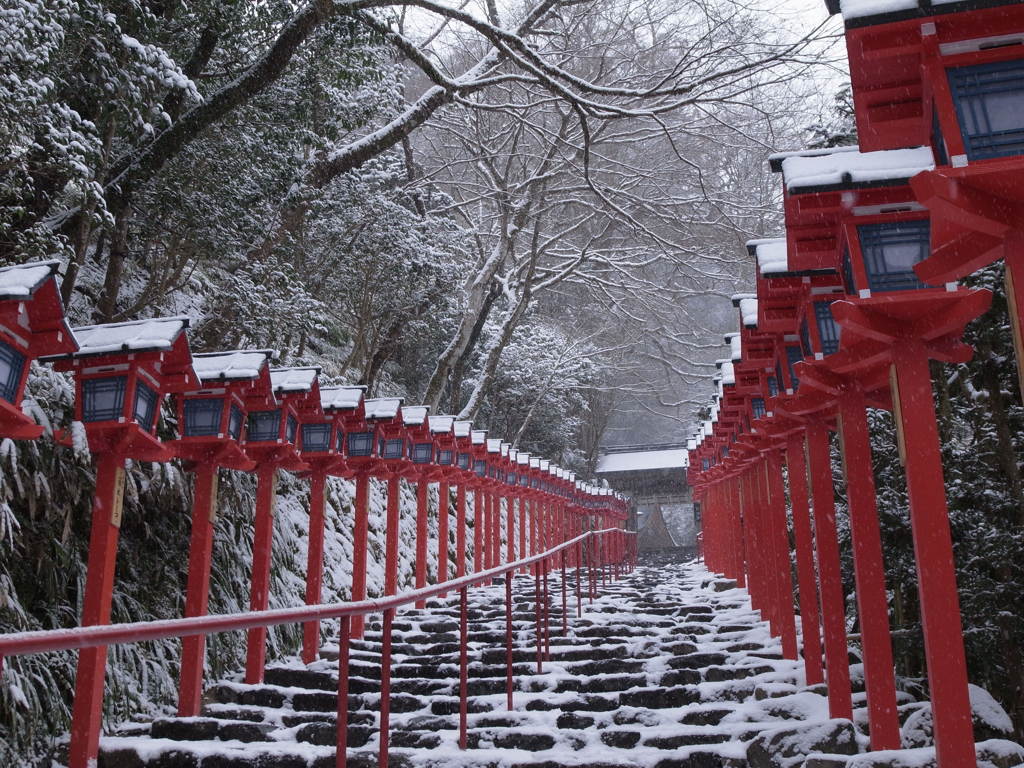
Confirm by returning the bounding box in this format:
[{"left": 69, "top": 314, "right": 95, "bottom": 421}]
[
  {"left": 47, "top": 317, "right": 198, "bottom": 768},
  {"left": 171, "top": 349, "right": 275, "bottom": 713}
]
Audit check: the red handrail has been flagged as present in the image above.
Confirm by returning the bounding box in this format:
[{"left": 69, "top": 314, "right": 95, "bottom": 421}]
[
  {"left": 0, "top": 527, "right": 637, "bottom": 768},
  {"left": 0, "top": 528, "right": 630, "bottom": 659}
]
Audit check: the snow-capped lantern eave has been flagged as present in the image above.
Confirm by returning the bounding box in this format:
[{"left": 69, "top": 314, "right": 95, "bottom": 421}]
[{"left": 0, "top": 260, "right": 78, "bottom": 440}]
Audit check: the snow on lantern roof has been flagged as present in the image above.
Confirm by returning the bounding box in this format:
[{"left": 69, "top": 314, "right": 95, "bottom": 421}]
[
  {"left": 429, "top": 415, "right": 455, "bottom": 434},
  {"left": 66, "top": 316, "right": 190, "bottom": 358},
  {"left": 747, "top": 238, "right": 789, "bottom": 276},
  {"left": 687, "top": 439, "right": 697, "bottom": 451},
  {"left": 471, "top": 429, "right": 487, "bottom": 444},
  {"left": 0, "top": 260, "right": 61, "bottom": 301},
  {"left": 508, "top": 448, "right": 518, "bottom": 462},
  {"left": 540, "top": 459, "right": 550, "bottom": 471},
  {"left": 772, "top": 145, "right": 935, "bottom": 194},
  {"left": 596, "top": 447, "right": 689, "bottom": 473},
  {"left": 401, "top": 405, "right": 429, "bottom": 426},
  {"left": 530, "top": 457, "right": 540, "bottom": 468},
  {"left": 725, "top": 332, "right": 742, "bottom": 361},
  {"left": 320, "top": 385, "right": 365, "bottom": 411},
  {"left": 486, "top": 438, "right": 502, "bottom": 453},
  {"left": 827, "top": 0, "right": 986, "bottom": 24},
  {"left": 500, "top": 442, "right": 510, "bottom": 457},
  {"left": 738, "top": 297, "right": 758, "bottom": 328},
  {"left": 364, "top": 397, "right": 403, "bottom": 420},
  {"left": 192, "top": 350, "right": 273, "bottom": 381},
  {"left": 721, "top": 361, "right": 736, "bottom": 386},
  {"left": 270, "top": 367, "right": 319, "bottom": 394},
  {"left": 453, "top": 420, "right": 472, "bottom": 438},
  {"left": 517, "top": 452, "right": 530, "bottom": 465}
]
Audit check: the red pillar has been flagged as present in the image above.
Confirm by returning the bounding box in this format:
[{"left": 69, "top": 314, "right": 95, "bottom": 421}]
[
  {"left": 178, "top": 465, "right": 219, "bottom": 715},
  {"left": 456, "top": 483, "right": 467, "bottom": 578},
  {"left": 351, "top": 473, "right": 370, "bottom": 638},
  {"left": 438, "top": 480, "right": 450, "bottom": 588},
  {"left": 473, "top": 489, "right": 484, "bottom": 572},
  {"left": 838, "top": 388, "right": 900, "bottom": 750},
  {"left": 68, "top": 454, "right": 126, "bottom": 768},
  {"left": 891, "top": 345, "right": 975, "bottom": 766},
  {"left": 519, "top": 496, "right": 528, "bottom": 573},
  {"left": 302, "top": 472, "right": 327, "bottom": 664},
  {"left": 245, "top": 464, "right": 278, "bottom": 684},
  {"left": 767, "top": 450, "right": 798, "bottom": 661},
  {"left": 785, "top": 434, "right": 825, "bottom": 686},
  {"left": 806, "top": 422, "right": 853, "bottom": 720},
  {"left": 415, "top": 478, "right": 429, "bottom": 607},
  {"left": 507, "top": 493, "right": 515, "bottom": 563},
  {"left": 384, "top": 474, "right": 400, "bottom": 596},
  {"left": 729, "top": 477, "right": 745, "bottom": 588}
]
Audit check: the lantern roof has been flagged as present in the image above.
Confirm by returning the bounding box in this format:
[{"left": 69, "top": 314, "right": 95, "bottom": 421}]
[
  {"left": 771, "top": 145, "right": 935, "bottom": 194},
  {"left": 824, "top": 0, "right": 1014, "bottom": 25},
  {"left": 517, "top": 452, "right": 531, "bottom": 465},
  {"left": 401, "top": 405, "right": 430, "bottom": 426},
  {"left": 486, "top": 437, "right": 502, "bottom": 453},
  {"left": 540, "top": 459, "right": 550, "bottom": 471},
  {"left": 748, "top": 238, "right": 789, "bottom": 276},
  {"left": 320, "top": 385, "right": 365, "bottom": 411},
  {"left": 508, "top": 448, "right": 518, "bottom": 462},
  {"left": 64, "top": 316, "right": 190, "bottom": 358},
  {"left": 270, "top": 366, "right": 320, "bottom": 394},
  {"left": 0, "top": 260, "right": 62, "bottom": 300},
  {"left": 429, "top": 415, "right": 456, "bottom": 434},
  {"left": 500, "top": 442, "right": 511, "bottom": 456},
  {"left": 720, "top": 361, "right": 736, "bottom": 386},
  {"left": 364, "top": 397, "right": 403, "bottom": 420},
  {"left": 453, "top": 420, "right": 472, "bottom": 438},
  {"left": 192, "top": 350, "right": 274, "bottom": 381},
  {"left": 725, "top": 332, "right": 742, "bottom": 361},
  {"left": 471, "top": 429, "right": 487, "bottom": 444},
  {"left": 732, "top": 295, "right": 758, "bottom": 328}
]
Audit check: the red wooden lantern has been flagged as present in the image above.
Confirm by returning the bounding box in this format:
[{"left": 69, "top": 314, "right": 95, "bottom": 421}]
[
  {"left": 172, "top": 349, "right": 275, "bottom": 716},
  {"left": 401, "top": 405, "right": 434, "bottom": 603},
  {"left": 299, "top": 384, "right": 365, "bottom": 662},
  {"left": 0, "top": 260, "right": 76, "bottom": 438},
  {"left": 452, "top": 419, "right": 474, "bottom": 578},
  {"left": 773, "top": 144, "right": 993, "bottom": 761},
  {"left": 243, "top": 366, "right": 322, "bottom": 683},
  {"left": 46, "top": 316, "right": 198, "bottom": 768},
  {"left": 363, "top": 398, "right": 407, "bottom": 599},
  {"left": 428, "top": 415, "right": 457, "bottom": 592}
]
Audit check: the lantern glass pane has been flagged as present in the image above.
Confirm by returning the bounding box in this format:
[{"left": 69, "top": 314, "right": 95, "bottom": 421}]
[
  {"left": 302, "top": 423, "right": 332, "bottom": 452},
  {"left": 347, "top": 431, "right": 374, "bottom": 457},
  {"left": 83, "top": 376, "right": 127, "bottom": 422},
  {"left": 949, "top": 59, "right": 1024, "bottom": 161},
  {"left": 381, "top": 438, "right": 405, "bottom": 459},
  {"left": 751, "top": 397, "right": 766, "bottom": 418},
  {"left": 800, "top": 317, "right": 812, "bottom": 358},
  {"left": 857, "top": 220, "right": 929, "bottom": 292},
  {"left": 286, "top": 414, "right": 297, "bottom": 444},
  {"left": 457, "top": 452, "right": 471, "bottom": 469},
  {"left": 228, "top": 403, "right": 244, "bottom": 440},
  {"left": 412, "top": 442, "right": 433, "bottom": 464},
  {"left": 247, "top": 409, "right": 281, "bottom": 442},
  {"left": 474, "top": 459, "right": 487, "bottom": 477},
  {"left": 0, "top": 340, "right": 26, "bottom": 404},
  {"left": 841, "top": 245, "right": 857, "bottom": 294},
  {"left": 184, "top": 398, "right": 224, "bottom": 437},
  {"left": 701, "top": 458, "right": 710, "bottom": 471},
  {"left": 438, "top": 449, "right": 453, "bottom": 465},
  {"left": 814, "top": 301, "right": 841, "bottom": 356},
  {"left": 767, "top": 375, "right": 778, "bottom": 398},
  {"left": 785, "top": 346, "right": 802, "bottom": 391},
  {"left": 133, "top": 381, "right": 158, "bottom": 430}
]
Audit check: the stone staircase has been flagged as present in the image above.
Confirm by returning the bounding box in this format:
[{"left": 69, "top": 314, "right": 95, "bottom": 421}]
[{"left": 96, "top": 562, "right": 1020, "bottom": 768}]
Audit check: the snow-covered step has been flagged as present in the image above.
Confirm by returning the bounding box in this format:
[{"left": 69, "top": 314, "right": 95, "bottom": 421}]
[{"left": 102, "top": 560, "right": 1012, "bottom": 768}]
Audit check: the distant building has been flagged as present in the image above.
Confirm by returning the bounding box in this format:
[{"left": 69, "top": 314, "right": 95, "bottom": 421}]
[{"left": 595, "top": 443, "right": 695, "bottom": 551}]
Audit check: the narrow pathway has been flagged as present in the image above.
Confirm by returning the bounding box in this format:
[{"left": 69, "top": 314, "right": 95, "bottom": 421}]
[{"left": 98, "top": 561, "right": 999, "bottom": 767}]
